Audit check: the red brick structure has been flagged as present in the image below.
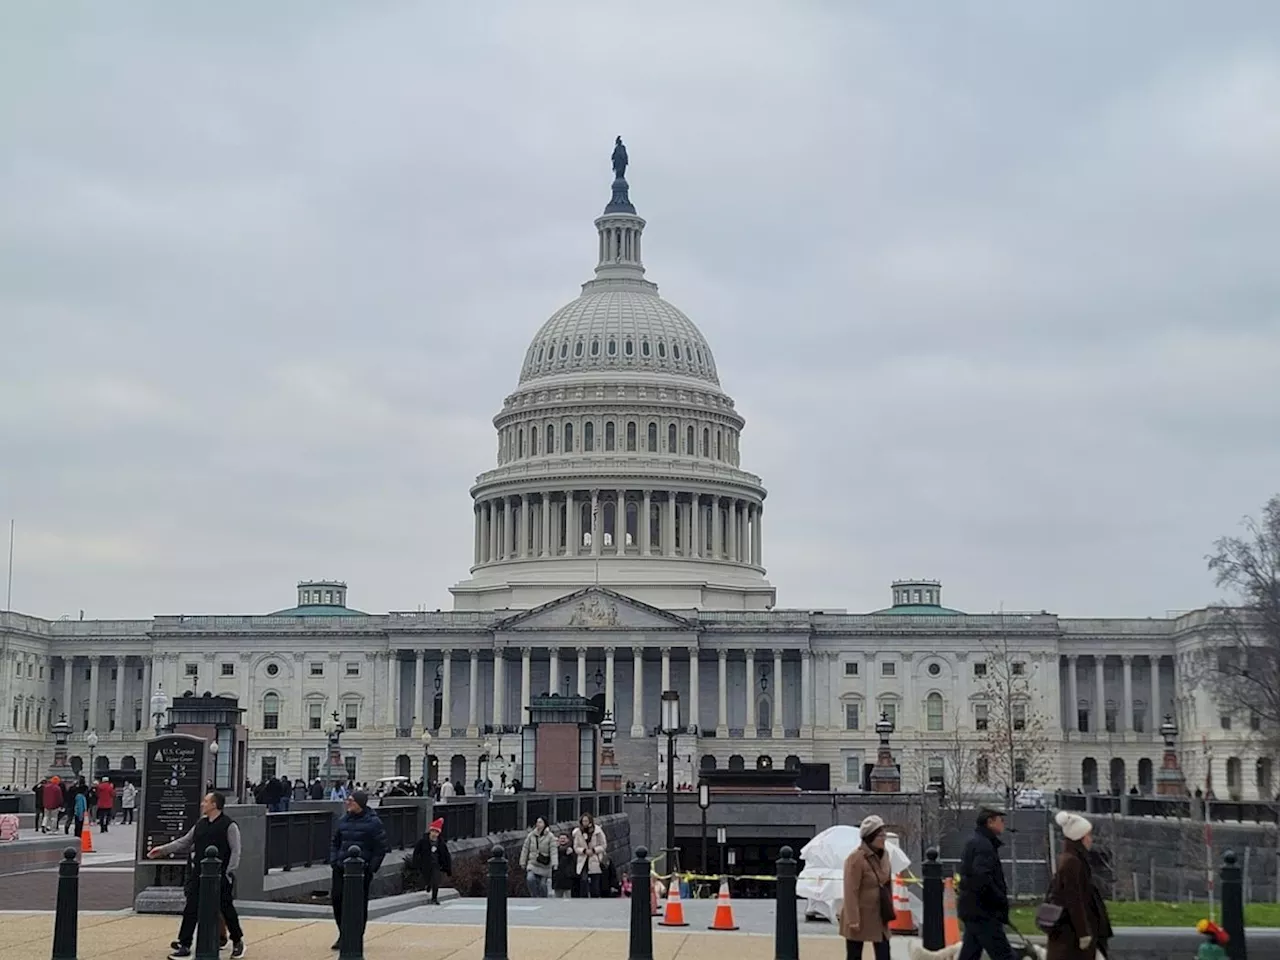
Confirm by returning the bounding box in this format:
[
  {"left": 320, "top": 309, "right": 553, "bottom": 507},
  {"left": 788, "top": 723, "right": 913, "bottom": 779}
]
[{"left": 525, "top": 695, "right": 599, "bottom": 793}]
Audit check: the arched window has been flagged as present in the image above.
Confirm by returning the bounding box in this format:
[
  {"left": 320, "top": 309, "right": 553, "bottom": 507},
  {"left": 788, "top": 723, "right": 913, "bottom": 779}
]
[
  {"left": 647, "top": 422, "right": 658, "bottom": 451},
  {"left": 517, "top": 428, "right": 524, "bottom": 458},
  {"left": 626, "top": 422, "right": 637, "bottom": 451},
  {"left": 590, "top": 338, "right": 600, "bottom": 357},
  {"left": 686, "top": 425, "right": 694, "bottom": 454},
  {"left": 1227, "top": 756, "right": 1243, "bottom": 795},
  {"left": 625, "top": 501, "right": 638, "bottom": 546},
  {"left": 602, "top": 501, "right": 616, "bottom": 548},
  {"left": 925, "top": 693, "right": 944, "bottom": 732},
  {"left": 607, "top": 338, "right": 617, "bottom": 356},
  {"left": 1138, "top": 758, "right": 1154, "bottom": 793},
  {"left": 1258, "top": 758, "right": 1273, "bottom": 796},
  {"left": 263, "top": 693, "right": 280, "bottom": 730},
  {"left": 605, "top": 422, "right": 615, "bottom": 451},
  {"left": 545, "top": 423, "right": 555, "bottom": 453},
  {"left": 584, "top": 421, "right": 594, "bottom": 451},
  {"left": 717, "top": 430, "right": 723, "bottom": 460},
  {"left": 530, "top": 426, "right": 538, "bottom": 455},
  {"left": 702, "top": 428, "right": 710, "bottom": 457},
  {"left": 1109, "top": 758, "right": 1126, "bottom": 795},
  {"left": 976, "top": 757, "right": 989, "bottom": 782},
  {"left": 564, "top": 422, "right": 574, "bottom": 453},
  {"left": 668, "top": 423, "right": 677, "bottom": 452},
  {"left": 1082, "top": 757, "right": 1098, "bottom": 789}
]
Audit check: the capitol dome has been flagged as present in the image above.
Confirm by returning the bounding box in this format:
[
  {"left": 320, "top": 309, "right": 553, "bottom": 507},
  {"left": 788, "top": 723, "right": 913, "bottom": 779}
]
[{"left": 450, "top": 141, "right": 774, "bottom": 613}]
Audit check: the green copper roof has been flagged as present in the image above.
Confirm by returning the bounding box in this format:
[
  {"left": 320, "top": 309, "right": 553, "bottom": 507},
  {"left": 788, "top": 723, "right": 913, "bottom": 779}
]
[
  {"left": 268, "top": 604, "right": 366, "bottom": 617},
  {"left": 870, "top": 603, "right": 965, "bottom": 616}
]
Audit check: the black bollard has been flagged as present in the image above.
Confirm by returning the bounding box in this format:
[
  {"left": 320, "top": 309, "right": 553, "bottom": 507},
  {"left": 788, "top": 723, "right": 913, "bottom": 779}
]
[
  {"left": 483, "top": 845, "right": 509, "bottom": 960},
  {"left": 775, "top": 845, "right": 799, "bottom": 960},
  {"left": 339, "top": 845, "right": 367, "bottom": 960},
  {"left": 194, "top": 845, "right": 222, "bottom": 960},
  {"left": 50, "top": 848, "right": 80, "bottom": 960},
  {"left": 1221, "top": 849, "right": 1247, "bottom": 960},
  {"left": 629, "top": 846, "right": 654, "bottom": 960},
  {"left": 922, "top": 847, "right": 944, "bottom": 949}
]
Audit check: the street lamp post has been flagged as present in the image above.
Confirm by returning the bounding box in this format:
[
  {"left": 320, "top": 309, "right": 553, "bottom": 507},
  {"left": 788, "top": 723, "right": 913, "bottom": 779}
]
[
  {"left": 697, "top": 780, "right": 711, "bottom": 875},
  {"left": 660, "top": 690, "right": 681, "bottom": 875},
  {"left": 150, "top": 684, "right": 169, "bottom": 736},
  {"left": 85, "top": 730, "right": 99, "bottom": 781},
  {"left": 481, "top": 738, "right": 494, "bottom": 795},
  {"left": 208, "top": 740, "right": 219, "bottom": 792},
  {"left": 421, "top": 730, "right": 433, "bottom": 788}
]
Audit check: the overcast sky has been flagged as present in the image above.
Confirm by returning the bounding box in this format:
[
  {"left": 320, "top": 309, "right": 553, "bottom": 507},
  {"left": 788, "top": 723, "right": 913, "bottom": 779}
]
[{"left": 3, "top": 2, "right": 1279, "bottom": 620}]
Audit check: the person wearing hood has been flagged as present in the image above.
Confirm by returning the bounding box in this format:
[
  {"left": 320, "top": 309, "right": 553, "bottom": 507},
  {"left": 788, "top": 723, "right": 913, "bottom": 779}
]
[
  {"left": 328, "top": 789, "right": 388, "bottom": 951},
  {"left": 840, "top": 815, "right": 895, "bottom": 960},
  {"left": 411, "top": 818, "right": 452, "bottom": 905},
  {"left": 1045, "top": 811, "right": 1112, "bottom": 959},
  {"left": 957, "top": 807, "right": 1014, "bottom": 960}
]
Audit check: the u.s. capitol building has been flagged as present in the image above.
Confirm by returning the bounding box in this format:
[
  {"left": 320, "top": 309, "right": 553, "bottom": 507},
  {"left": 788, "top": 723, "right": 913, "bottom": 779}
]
[{"left": 0, "top": 147, "right": 1262, "bottom": 801}]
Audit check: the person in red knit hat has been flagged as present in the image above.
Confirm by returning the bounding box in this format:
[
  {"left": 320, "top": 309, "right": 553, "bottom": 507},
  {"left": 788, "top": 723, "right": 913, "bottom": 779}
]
[{"left": 412, "top": 818, "right": 452, "bottom": 905}]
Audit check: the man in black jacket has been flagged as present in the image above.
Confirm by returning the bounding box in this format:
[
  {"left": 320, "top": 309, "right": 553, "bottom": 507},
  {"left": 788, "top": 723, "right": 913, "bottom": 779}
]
[
  {"left": 957, "top": 807, "right": 1014, "bottom": 960},
  {"left": 329, "top": 788, "right": 388, "bottom": 950}
]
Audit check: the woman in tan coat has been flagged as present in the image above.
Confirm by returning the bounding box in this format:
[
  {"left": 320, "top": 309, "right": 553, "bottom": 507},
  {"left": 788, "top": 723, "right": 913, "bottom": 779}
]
[{"left": 841, "top": 815, "right": 894, "bottom": 960}]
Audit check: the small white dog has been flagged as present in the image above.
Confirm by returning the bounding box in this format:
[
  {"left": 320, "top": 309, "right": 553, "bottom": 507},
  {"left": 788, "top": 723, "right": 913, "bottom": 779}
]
[{"left": 908, "top": 940, "right": 1046, "bottom": 960}]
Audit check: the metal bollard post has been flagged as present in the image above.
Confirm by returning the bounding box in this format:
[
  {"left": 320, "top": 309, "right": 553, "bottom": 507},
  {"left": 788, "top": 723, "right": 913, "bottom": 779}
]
[
  {"left": 629, "top": 846, "right": 654, "bottom": 960},
  {"left": 484, "top": 845, "right": 509, "bottom": 960},
  {"left": 922, "top": 847, "right": 944, "bottom": 949},
  {"left": 339, "top": 845, "right": 367, "bottom": 960},
  {"left": 775, "top": 845, "right": 799, "bottom": 960},
  {"left": 1221, "top": 849, "right": 1247, "bottom": 960},
  {"left": 50, "top": 848, "right": 80, "bottom": 960},
  {"left": 194, "top": 846, "right": 222, "bottom": 960}
]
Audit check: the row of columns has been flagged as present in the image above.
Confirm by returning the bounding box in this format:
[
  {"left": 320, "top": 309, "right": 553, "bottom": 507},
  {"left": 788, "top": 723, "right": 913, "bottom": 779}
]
[
  {"left": 473, "top": 489, "right": 763, "bottom": 566},
  {"left": 1064, "top": 654, "right": 1172, "bottom": 733}
]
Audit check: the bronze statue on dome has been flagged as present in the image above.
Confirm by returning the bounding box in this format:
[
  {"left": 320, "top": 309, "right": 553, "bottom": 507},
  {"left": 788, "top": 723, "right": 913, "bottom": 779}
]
[{"left": 611, "top": 136, "right": 628, "bottom": 180}]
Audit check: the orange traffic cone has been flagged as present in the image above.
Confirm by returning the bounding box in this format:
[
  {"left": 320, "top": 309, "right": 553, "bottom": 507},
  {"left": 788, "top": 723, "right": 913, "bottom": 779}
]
[
  {"left": 888, "top": 874, "right": 916, "bottom": 935},
  {"left": 79, "top": 828, "right": 94, "bottom": 854},
  {"left": 942, "top": 877, "right": 961, "bottom": 946},
  {"left": 707, "top": 877, "right": 739, "bottom": 931},
  {"left": 658, "top": 877, "right": 689, "bottom": 927}
]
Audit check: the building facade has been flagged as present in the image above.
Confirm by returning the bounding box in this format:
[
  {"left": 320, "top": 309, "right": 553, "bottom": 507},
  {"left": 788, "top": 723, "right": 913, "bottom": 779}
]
[{"left": 0, "top": 149, "right": 1266, "bottom": 800}]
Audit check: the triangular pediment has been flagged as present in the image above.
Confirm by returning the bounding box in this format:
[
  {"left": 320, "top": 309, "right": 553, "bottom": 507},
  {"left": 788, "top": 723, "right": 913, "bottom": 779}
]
[{"left": 494, "top": 587, "right": 694, "bottom": 632}]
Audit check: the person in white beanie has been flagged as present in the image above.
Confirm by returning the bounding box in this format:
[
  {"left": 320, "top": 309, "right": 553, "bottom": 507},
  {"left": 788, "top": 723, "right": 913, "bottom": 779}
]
[
  {"left": 1045, "top": 810, "right": 1112, "bottom": 959},
  {"left": 840, "top": 814, "right": 894, "bottom": 960}
]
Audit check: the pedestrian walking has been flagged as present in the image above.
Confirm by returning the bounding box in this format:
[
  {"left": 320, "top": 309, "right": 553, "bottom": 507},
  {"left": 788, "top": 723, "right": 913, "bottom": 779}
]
[
  {"left": 840, "top": 814, "right": 894, "bottom": 960},
  {"left": 145, "top": 790, "right": 246, "bottom": 960},
  {"left": 552, "top": 834, "right": 576, "bottom": 899},
  {"left": 72, "top": 787, "right": 87, "bottom": 838},
  {"left": 572, "top": 813, "right": 608, "bottom": 898},
  {"left": 61, "top": 780, "right": 77, "bottom": 834},
  {"left": 1044, "top": 812, "right": 1112, "bottom": 959},
  {"left": 411, "top": 817, "right": 452, "bottom": 904},
  {"left": 41, "top": 777, "right": 63, "bottom": 833},
  {"left": 328, "top": 788, "right": 388, "bottom": 950},
  {"left": 120, "top": 782, "right": 137, "bottom": 824},
  {"left": 519, "top": 816, "right": 556, "bottom": 897},
  {"left": 957, "top": 807, "right": 1014, "bottom": 960},
  {"left": 34, "top": 779, "right": 46, "bottom": 833},
  {"left": 95, "top": 777, "right": 116, "bottom": 833}
]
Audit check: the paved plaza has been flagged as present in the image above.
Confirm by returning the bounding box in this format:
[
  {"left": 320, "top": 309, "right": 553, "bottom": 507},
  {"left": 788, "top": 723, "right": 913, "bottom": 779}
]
[{"left": 0, "top": 819, "right": 139, "bottom": 910}]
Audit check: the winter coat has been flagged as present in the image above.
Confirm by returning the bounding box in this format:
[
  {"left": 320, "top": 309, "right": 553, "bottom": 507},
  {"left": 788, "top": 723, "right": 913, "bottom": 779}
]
[
  {"left": 840, "top": 842, "right": 892, "bottom": 944},
  {"left": 520, "top": 828, "right": 557, "bottom": 878},
  {"left": 73, "top": 793, "right": 87, "bottom": 819},
  {"left": 121, "top": 784, "right": 137, "bottom": 809},
  {"left": 1046, "top": 842, "right": 1113, "bottom": 960},
  {"left": 96, "top": 782, "right": 116, "bottom": 812},
  {"left": 572, "top": 824, "right": 607, "bottom": 876},
  {"left": 41, "top": 782, "right": 63, "bottom": 811},
  {"left": 957, "top": 824, "right": 1009, "bottom": 923},
  {"left": 411, "top": 835, "right": 452, "bottom": 882},
  {"left": 552, "top": 841, "right": 577, "bottom": 890},
  {"left": 329, "top": 808, "right": 389, "bottom": 872}
]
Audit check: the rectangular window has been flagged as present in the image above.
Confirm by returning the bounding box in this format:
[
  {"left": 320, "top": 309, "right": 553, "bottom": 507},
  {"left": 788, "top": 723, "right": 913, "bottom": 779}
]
[
  {"left": 110, "top": 667, "right": 118, "bottom": 681},
  {"left": 136, "top": 668, "right": 144, "bottom": 680},
  {"left": 927, "top": 757, "right": 945, "bottom": 785},
  {"left": 307, "top": 756, "right": 321, "bottom": 782},
  {"left": 880, "top": 702, "right": 897, "bottom": 727},
  {"left": 1012, "top": 662, "right": 1025, "bottom": 676},
  {"left": 844, "top": 754, "right": 862, "bottom": 786},
  {"left": 1251, "top": 712, "right": 1261, "bottom": 732},
  {"left": 309, "top": 662, "right": 324, "bottom": 677},
  {"left": 85, "top": 669, "right": 91, "bottom": 681},
  {"left": 1221, "top": 715, "right": 1232, "bottom": 731},
  {"left": 1105, "top": 706, "right": 1117, "bottom": 733},
  {"left": 926, "top": 697, "right": 944, "bottom": 732},
  {"left": 264, "top": 702, "right": 280, "bottom": 730},
  {"left": 134, "top": 708, "right": 142, "bottom": 732},
  {"left": 1014, "top": 757, "right": 1027, "bottom": 783},
  {"left": 309, "top": 703, "right": 322, "bottom": 730},
  {"left": 82, "top": 709, "right": 89, "bottom": 730},
  {"left": 880, "top": 661, "right": 896, "bottom": 678},
  {"left": 1078, "top": 708, "right": 1090, "bottom": 733},
  {"left": 344, "top": 704, "right": 359, "bottom": 730},
  {"left": 344, "top": 756, "right": 358, "bottom": 783},
  {"left": 345, "top": 662, "right": 360, "bottom": 678},
  {"left": 261, "top": 757, "right": 277, "bottom": 781},
  {"left": 844, "top": 703, "right": 860, "bottom": 731},
  {"left": 843, "top": 661, "right": 859, "bottom": 677},
  {"left": 221, "top": 663, "right": 235, "bottom": 677},
  {"left": 975, "top": 704, "right": 989, "bottom": 731},
  {"left": 108, "top": 708, "right": 116, "bottom": 731},
  {"left": 973, "top": 662, "right": 987, "bottom": 678},
  {"left": 1013, "top": 703, "right": 1027, "bottom": 731},
  {"left": 184, "top": 663, "right": 199, "bottom": 677}
]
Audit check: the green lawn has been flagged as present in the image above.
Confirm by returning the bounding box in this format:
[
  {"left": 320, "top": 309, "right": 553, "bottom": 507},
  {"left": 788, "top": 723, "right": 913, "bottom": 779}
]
[{"left": 1006, "top": 901, "right": 1280, "bottom": 930}]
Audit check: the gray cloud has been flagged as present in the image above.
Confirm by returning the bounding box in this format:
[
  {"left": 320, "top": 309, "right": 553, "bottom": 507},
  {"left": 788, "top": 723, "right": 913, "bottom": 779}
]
[{"left": 2, "top": 2, "right": 1278, "bottom": 619}]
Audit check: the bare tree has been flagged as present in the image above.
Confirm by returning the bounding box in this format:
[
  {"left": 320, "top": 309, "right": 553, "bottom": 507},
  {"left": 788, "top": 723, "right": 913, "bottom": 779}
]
[
  {"left": 974, "top": 622, "right": 1054, "bottom": 808},
  {"left": 914, "top": 711, "right": 982, "bottom": 847},
  {"left": 1204, "top": 495, "right": 1280, "bottom": 755}
]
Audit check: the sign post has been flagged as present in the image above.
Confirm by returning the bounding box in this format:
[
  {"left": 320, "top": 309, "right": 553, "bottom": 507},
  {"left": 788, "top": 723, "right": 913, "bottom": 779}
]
[{"left": 133, "top": 734, "right": 207, "bottom": 902}]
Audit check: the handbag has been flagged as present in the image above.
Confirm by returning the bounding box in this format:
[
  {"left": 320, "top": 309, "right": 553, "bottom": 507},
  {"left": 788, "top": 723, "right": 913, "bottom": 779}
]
[
  {"left": 1034, "top": 901, "right": 1065, "bottom": 934},
  {"left": 536, "top": 852, "right": 552, "bottom": 866}
]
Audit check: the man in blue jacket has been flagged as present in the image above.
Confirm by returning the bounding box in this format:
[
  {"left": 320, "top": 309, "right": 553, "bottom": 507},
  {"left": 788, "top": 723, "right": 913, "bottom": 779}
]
[
  {"left": 957, "top": 806, "right": 1014, "bottom": 960},
  {"left": 329, "top": 789, "right": 388, "bottom": 950}
]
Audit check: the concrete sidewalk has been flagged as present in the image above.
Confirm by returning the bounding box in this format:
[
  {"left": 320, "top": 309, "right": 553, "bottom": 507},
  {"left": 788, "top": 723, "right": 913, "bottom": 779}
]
[{"left": 0, "top": 913, "right": 871, "bottom": 960}]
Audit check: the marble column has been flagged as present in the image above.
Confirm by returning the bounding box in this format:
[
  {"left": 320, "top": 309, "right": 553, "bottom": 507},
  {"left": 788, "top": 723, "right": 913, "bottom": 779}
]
[
  {"left": 744, "top": 651, "right": 756, "bottom": 737},
  {"left": 520, "top": 647, "right": 532, "bottom": 726},
  {"left": 641, "top": 490, "right": 652, "bottom": 553},
  {"left": 519, "top": 494, "right": 531, "bottom": 558},
  {"left": 541, "top": 493, "right": 553, "bottom": 557},
  {"left": 691, "top": 494, "right": 701, "bottom": 559},
  {"left": 755, "top": 506, "right": 763, "bottom": 566},
  {"left": 439, "top": 652, "right": 452, "bottom": 737},
  {"left": 88, "top": 655, "right": 101, "bottom": 733},
  {"left": 614, "top": 489, "right": 625, "bottom": 553},
  {"left": 631, "top": 647, "right": 645, "bottom": 737},
  {"left": 800, "top": 651, "right": 813, "bottom": 734},
  {"left": 660, "top": 647, "right": 671, "bottom": 692},
  {"left": 728, "top": 500, "right": 738, "bottom": 562},
  {"left": 549, "top": 649, "right": 560, "bottom": 696},
  {"left": 239, "top": 654, "right": 252, "bottom": 723},
  {"left": 588, "top": 490, "right": 600, "bottom": 556},
  {"left": 385, "top": 653, "right": 398, "bottom": 730},
  {"left": 664, "top": 492, "right": 676, "bottom": 557},
  {"left": 414, "top": 652, "right": 425, "bottom": 730},
  {"left": 577, "top": 647, "right": 588, "bottom": 697},
  {"left": 141, "top": 657, "right": 152, "bottom": 721},
  {"left": 294, "top": 653, "right": 306, "bottom": 733},
  {"left": 467, "top": 652, "right": 479, "bottom": 736},
  {"left": 488, "top": 501, "right": 498, "bottom": 563},
  {"left": 772, "top": 649, "right": 784, "bottom": 736},
  {"left": 113, "top": 656, "right": 126, "bottom": 733},
  {"left": 1122, "top": 655, "right": 1134, "bottom": 733},
  {"left": 474, "top": 505, "right": 482, "bottom": 565},
  {"left": 1150, "top": 656, "right": 1161, "bottom": 731},
  {"left": 605, "top": 647, "right": 615, "bottom": 718},
  {"left": 1094, "top": 655, "right": 1106, "bottom": 732},
  {"left": 688, "top": 649, "right": 700, "bottom": 733},
  {"left": 503, "top": 497, "right": 514, "bottom": 559},
  {"left": 717, "top": 651, "right": 729, "bottom": 735},
  {"left": 492, "top": 654, "right": 504, "bottom": 727},
  {"left": 62, "top": 657, "right": 74, "bottom": 726},
  {"left": 1067, "top": 655, "right": 1079, "bottom": 732},
  {"left": 711, "top": 497, "right": 722, "bottom": 560}
]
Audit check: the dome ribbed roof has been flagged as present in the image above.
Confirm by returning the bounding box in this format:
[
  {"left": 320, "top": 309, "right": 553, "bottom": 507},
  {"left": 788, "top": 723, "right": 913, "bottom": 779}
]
[{"left": 518, "top": 289, "right": 720, "bottom": 386}]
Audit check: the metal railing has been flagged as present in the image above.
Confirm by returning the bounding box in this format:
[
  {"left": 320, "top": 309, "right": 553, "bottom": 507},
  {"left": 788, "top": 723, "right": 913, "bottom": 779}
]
[{"left": 264, "top": 809, "right": 331, "bottom": 873}]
